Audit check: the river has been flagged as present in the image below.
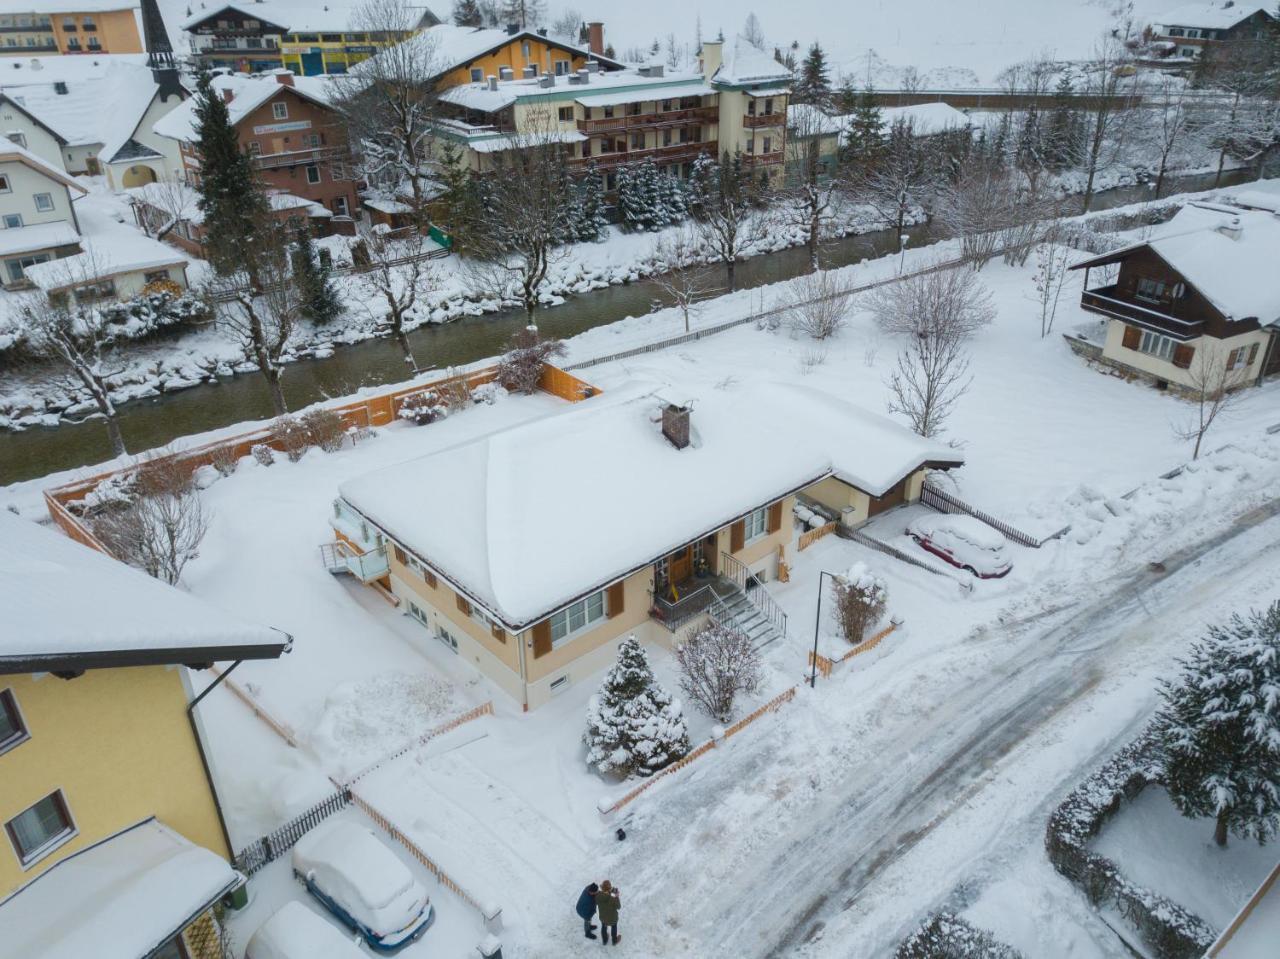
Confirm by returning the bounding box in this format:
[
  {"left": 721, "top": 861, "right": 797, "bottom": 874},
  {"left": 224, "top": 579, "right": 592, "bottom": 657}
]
[{"left": 0, "top": 170, "right": 1256, "bottom": 486}]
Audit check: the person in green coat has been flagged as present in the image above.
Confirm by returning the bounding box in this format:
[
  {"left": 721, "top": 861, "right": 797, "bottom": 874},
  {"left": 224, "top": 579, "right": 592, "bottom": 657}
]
[{"left": 595, "top": 879, "right": 621, "bottom": 945}]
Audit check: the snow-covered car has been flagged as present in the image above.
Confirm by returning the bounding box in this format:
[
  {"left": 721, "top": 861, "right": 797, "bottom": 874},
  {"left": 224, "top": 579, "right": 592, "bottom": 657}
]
[
  {"left": 246, "top": 902, "right": 365, "bottom": 959},
  {"left": 291, "top": 820, "right": 434, "bottom": 953},
  {"left": 907, "top": 514, "right": 1012, "bottom": 578}
]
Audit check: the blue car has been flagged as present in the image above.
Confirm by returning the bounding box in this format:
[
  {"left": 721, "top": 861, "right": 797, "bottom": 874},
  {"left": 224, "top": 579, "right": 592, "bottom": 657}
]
[{"left": 292, "top": 820, "right": 435, "bottom": 953}]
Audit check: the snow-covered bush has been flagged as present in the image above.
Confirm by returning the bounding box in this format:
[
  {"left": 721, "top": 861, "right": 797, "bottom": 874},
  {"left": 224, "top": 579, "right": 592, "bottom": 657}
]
[
  {"left": 5, "top": 287, "right": 214, "bottom": 359},
  {"left": 397, "top": 390, "right": 448, "bottom": 425},
  {"left": 674, "top": 621, "right": 763, "bottom": 722},
  {"left": 496, "top": 327, "right": 566, "bottom": 395},
  {"left": 585, "top": 635, "right": 690, "bottom": 777},
  {"left": 268, "top": 416, "right": 311, "bottom": 462},
  {"left": 74, "top": 471, "right": 140, "bottom": 515},
  {"left": 1156, "top": 601, "right": 1280, "bottom": 847},
  {"left": 895, "top": 912, "right": 1022, "bottom": 959},
  {"left": 299, "top": 408, "right": 347, "bottom": 453},
  {"left": 831, "top": 563, "right": 887, "bottom": 645},
  {"left": 471, "top": 382, "right": 507, "bottom": 406},
  {"left": 209, "top": 443, "right": 240, "bottom": 476},
  {"left": 251, "top": 444, "right": 275, "bottom": 467}
]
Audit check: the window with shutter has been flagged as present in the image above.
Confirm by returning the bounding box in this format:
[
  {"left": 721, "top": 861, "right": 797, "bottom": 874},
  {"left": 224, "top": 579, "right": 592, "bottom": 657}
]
[
  {"left": 393, "top": 544, "right": 406, "bottom": 564},
  {"left": 423, "top": 569, "right": 437, "bottom": 589},
  {"left": 1172, "top": 343, "right": 1194, "bottom": 369},
  {"left": 1121, "top": 325, "right": 1141, "bottom": 350},
  {"left": 730, "top": 520, "right": 745, "bottom": 552},
  {"left": 767, "top": 502, "right": 782, "bottom": 533},
  {"left": 1226, "top": 348, "right": 1242, "bottom": 370},
  {"left": 455, "top": 593, "right": 471, "bottom": 616},
  {"left": 1247, "top": 342, "right": 1260, "bottom": 365},
  {"left": 491, "top": 621, "right": 506, "bottom": 643},
  {"left": 607, "top": 581, "right": 624, "bottom": 618},
  {"left": 531, "top": 620, "right": 552, "bottom": 658}
]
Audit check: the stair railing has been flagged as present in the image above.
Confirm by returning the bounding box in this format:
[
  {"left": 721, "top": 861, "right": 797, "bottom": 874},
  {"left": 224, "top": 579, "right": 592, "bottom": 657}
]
[{"left": 720, "top": 551, "right": 788, "bottom": 640}]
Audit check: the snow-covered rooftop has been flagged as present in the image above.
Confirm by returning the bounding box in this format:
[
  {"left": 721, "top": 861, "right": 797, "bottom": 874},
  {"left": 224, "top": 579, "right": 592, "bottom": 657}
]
[
  {"left": 339, "top": 381, "right": 959, "bottom": 627},
  {"left": 1078, "top": 203, "right": 1280, "bottom": 324},
  {"left": 789, "top": 102, "right": 970, "bottom": 139},
  {"left": 15, "top": 0, "right": 137, "bottom": 11},
  {"left": 182, "top": 0, "right": 383, "bottom": 33},
  {"left": 0, "top": 139, "right": 84, "bottom": 190},
  {"left": 0, "top": 219, "right": 80, "bottom": 258},
  {"left": 0, "top": 53, "right": 147, "bottom": 87},
  {"left": 1156, "top": 2, "right": 1271, "bottom": 29},
  {"left": 440, "top": 70, "right": 711, "bottom": 113},
  {"left": 712, "top": 36, "right": 793, "bottom": 86},
  {"left": 152, "top": 73, "right": 336, "bottom": 142},
  {"left": 23, "top": 237, "right": 186, "bottom": 290},
  {"left": 0, "top": 818, "right": 238, "bottom": 959},
  {"left": 0, "top": 512, "right": 288, "bottom": 673}
]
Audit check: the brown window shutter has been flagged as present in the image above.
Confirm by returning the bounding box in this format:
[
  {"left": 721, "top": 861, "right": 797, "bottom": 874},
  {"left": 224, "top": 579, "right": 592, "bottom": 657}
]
[
  {"left": 766, "top": 502, "right": 782, "bottom": 533},
  {"left": 1247, "top": 342, "right": 1260, "bottom": 365},
  {"left": 455, "top": 593, "right": 471, "bottom": 616},
  {"left": 730, "top": 520, "right": 745, "bottom": 552},
  {"left": 392, "top": 544, "right": 406, "bottom": 564},
  {"left": 1226, "top": 347, "right": 1240, "bottom": 369},
  {"left": 1121, "top": 325, "right": 1140, "bottom": 350},
  {"left": 531, "top": 621, "right": 552, "bottom": 658},
  {"left": 423, "top": 569, "right": 437, "bottom": 589},
  {"left": 491, "top": 621, "right": 506, "bottom": 643},
  {"left": 1172, "top": 343, "right": 1194, "bottom": 369},
  {"left": 607, "top": 581, "right": 625, "bottom": 618}
]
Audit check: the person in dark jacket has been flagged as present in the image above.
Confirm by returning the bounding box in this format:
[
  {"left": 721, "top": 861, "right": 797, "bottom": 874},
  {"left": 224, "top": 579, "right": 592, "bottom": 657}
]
[
  {"left": 576, "top": 882, "right": 600, "bottom": 939},
  {"left": 596, "top": 879, "right": 621, "bottom": 945}
]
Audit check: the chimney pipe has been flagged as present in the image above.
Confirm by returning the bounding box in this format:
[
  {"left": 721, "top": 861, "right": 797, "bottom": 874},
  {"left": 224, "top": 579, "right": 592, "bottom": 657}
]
[
  {"left": 275, "top": 70, "right": 294, "bottom": 87},
  {"left": 577, "top": 67, "right": 589, "bottom": 84},
  {"left": 587, "top": 21, "right": 604, "bottom": 56},
  {"left": 220, "top": 87, "right": 234, "bottom": 103},
  {"left": 662, "top": 403, "right": 691, "bottom": 450},
  {"left": 1216, "top": 216, "right": 1243, "bottom": 241},
  {"left": 487, "top": 74, "right": 497, "bottom": 91}
]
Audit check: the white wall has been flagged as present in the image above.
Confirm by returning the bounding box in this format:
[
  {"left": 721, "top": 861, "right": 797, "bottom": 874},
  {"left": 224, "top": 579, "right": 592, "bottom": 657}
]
[
  {"left": 0, "top": 107, "right": 64, "bottom": 172},
  {"left": 0, "top": 157, "right": 75, "bottom": 227}
]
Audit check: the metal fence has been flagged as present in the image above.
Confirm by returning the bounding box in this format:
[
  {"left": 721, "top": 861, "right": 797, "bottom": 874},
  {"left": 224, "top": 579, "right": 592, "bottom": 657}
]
[
  {"left": 720, "top": 551, "right": 789, "bottom": 639},
  {"left": 840, "top": 527, "right": 969, "bottom": 588},
  {"left": 919, "top": 481, "right": 1060, "bottom": 548},
  {"left": 233, "top": 788, "right": 351, "bottom": 877}
]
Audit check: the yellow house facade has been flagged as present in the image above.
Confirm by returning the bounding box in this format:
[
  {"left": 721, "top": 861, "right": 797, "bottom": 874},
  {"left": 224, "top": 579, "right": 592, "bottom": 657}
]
[{"left": 0, "top": 5, "right": 142, "bottom": 57}]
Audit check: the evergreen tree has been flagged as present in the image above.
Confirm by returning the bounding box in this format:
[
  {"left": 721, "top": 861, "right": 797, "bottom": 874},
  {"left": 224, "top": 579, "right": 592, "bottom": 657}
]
[
  {"left": 842, "top": 87, "right": 885, "bottom": 170},
  {"left": 291, "top": 229, "right": 342, "bottom": 324},
  {"left": 795, "top": 42, "right": 832, "bottom": 106},
  {"left": 656, "top": 167, "right": 687, "bottom": 225},
  {"left": 584, "top": 635, "right": 690, "bottom": 776},
  {"left": 572, "top": 165, "right": 607, "bottom": 241},
  {"left": 1016, "top": 102, "right": 1043, "bottom": 173},
  {"left": 192, "top": 71, "right": 269, "bottom": 277},
  {"left": 1156, "top": 601, "right": 1280, "bottom": 847},
  {"left": 1044, "top": 74, "right": 1081, "bottom": 170},
  {"left": 452, "top": 0, "right": 482, "bottom": 27},
  {"left": 833, "top": 77, "right": 859, "bottom": 114}
]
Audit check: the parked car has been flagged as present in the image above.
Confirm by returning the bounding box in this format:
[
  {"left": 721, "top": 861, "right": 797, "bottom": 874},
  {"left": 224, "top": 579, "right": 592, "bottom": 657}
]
[
  {"left": 907, "top": 514, "right": 1012, "bottom": 578},
  {"left": 292, "top": 820, "right": 434, "bottom": 953},
  {"left": 246, "top": 901, "right": 364, "bottom": 959}
]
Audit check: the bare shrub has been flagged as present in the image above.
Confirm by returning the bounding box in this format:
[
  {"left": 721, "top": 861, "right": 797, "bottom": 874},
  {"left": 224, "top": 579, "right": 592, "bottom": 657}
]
[
  {"left": 1174, "top": 342, "right": 1253, "bottom": 459},
  {"left": 831, "top": 563, "right": 887, "bottom": 644},
  {"left": 437, "top": 373, "right": 473, "bottom": 411},
  {"left": 90, "top": 465, "right": 211, "bottom": 585},
  {"left": 268, "top": 416, "right": 311, "bottom": 461},
  {"left": 496, "top": 327, "right": 566, "bottom": 395},
  {"left": 867, "top": 265, "right": 996, "bottom": 340},
  {"left": 798, "top": 346, "right": 828, "bottom": 374},
  {"left": 674, "top": 621, "right": 763, "bottom": 722},
  {"left": 251, "top": 444, "right": 275, "bottom": 466},
  {"left": 208, "top": 443, "right": 239, "bottom": 476},
  {"left": 784, "top": 270, "right": 853, "bottom": 340},
  {"left": 300, "top": 408, "right": 347, "bottom": 452}
]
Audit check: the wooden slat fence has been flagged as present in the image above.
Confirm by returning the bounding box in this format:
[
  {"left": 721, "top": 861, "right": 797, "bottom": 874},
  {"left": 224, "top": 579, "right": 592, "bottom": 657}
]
[
  {"left": 808, "top": 623, "right": 899, "bottom": 680},
  {"left": 919, "top": 481, "right": 1069, "bottom": 548},
  {"left": 601, "top": 685, "right": 797, "bottom": 816},
  {"left": 233, "top": 788, "right": 351, "bottom": 876},
  {"left": 209, "top": 665, "right": 301, "bottom": 748},
  {"left": 798, "top": 521, "right": 839, "bottom": 551},
  {"left": 343, "top": 702, "right": 495, "bottom": 785}
]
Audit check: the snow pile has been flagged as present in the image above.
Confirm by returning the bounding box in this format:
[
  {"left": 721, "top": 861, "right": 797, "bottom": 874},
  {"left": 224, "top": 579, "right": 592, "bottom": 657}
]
[{"left": 245, "top": 901, "right": 364, "bottom": 959}]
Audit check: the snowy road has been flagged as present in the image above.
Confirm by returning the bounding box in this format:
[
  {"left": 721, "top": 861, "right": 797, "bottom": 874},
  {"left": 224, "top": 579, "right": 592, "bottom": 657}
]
[{"left": 555, "top": 497, "right": 1280, "bottom": 959}]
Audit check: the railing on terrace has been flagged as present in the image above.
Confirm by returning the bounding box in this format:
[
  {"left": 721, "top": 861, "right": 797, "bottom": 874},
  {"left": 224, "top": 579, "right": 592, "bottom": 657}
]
[
  {"left": 743, "top": 113, "right": 784, "bottom": 128},
  {"left": 254, "top": 145, "right": 347, "bottom": 170},
  {"left": 650, "top": 583, "right": 717, "bottom": 632},
  {"left": 578, "top": 107, "right": 718, "bottom": 134},
  {"left": 572, "top": 140, "right": 717, "bottom": 172},
  {"left": 319, "top": 540, "right": 389, "bottom": 582},
  {"left": 741, "top": 150, "right": 785, "bottom": 166},
  {"left": 1079, "top": 286, "right": 1202, "bottom": 339},
  {"left": 719, "top": 551, "right": 788, "bottom": 639}
]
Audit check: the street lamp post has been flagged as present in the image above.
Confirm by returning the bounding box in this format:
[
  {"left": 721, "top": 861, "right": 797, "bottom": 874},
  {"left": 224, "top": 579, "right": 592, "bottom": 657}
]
[{"left": 811, "top": 570, "right": 835, "bottom": 688}]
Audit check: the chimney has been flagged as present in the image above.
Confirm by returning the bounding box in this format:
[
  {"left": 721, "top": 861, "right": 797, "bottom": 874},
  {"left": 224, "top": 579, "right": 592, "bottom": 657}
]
[
  {"left": 577, "top": 67, "right": 589, "bottom": 84},
  {"left": 538, "top": 74, "right": 555, "bottom": 88},
  {"left": 487, "top": 74, "right": 498, "bottom": 91},
  {"left": 700, "top": 39, "right": 723, "bottom": 81},
  {"left": 662, "top": 403, "right": 691, "bottom": 450},
  {"left": 522, "top": 64, "right": 536, "bottom": 79},
  {"left": 499, "top": 66, "right": 513, "bottom": 80},
  {"left": 506, "top": 22, "right": 519, "bottom": 35},
  {"left": 587, "top": 21, "right": 604, "bottom": 56},
  {"left": 221, "top": 87, "right": 234, "bottom": 103},
  {"left": 275, "top": 70, "right": 294, "bottom": 86},
  {"left": 1216, "top": 216, "right": 1243, "bottom": 241},
  {"left": 585, "top": 60, "right": 599, "bottom": 73}
]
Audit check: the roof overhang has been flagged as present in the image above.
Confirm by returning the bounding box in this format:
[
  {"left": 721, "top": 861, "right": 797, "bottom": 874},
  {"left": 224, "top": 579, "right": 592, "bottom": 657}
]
[
  {"left": 0, "top": 634, "right": 291, "bottom": 675},
  {"left": 0, "top": 92, "right": 69, "bottom": 146},
  {"left": 184, "top": 4, "right": 289, "bottom": 34}
]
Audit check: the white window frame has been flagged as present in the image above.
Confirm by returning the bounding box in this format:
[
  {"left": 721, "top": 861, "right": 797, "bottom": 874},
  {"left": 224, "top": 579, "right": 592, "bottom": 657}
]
[
  {"left": 1226, "top": 347, "right": 1248, "bottom": 371},
  {"left": 554, "top": 59, "right": 571, "bottom": 76},
  {"left": 6, "top": 789, "right": 77, "bottom": 868},
  {"left": 33, "top": 192, "right": 53, "bottom": 212},
  {"left": 1137, "top": 328, "right": 1177, "bottom": 362},
  {"left": 0, "top": 688, "right": 30, "bottom": 757},
  {"left": 305, "top": 164, "right": 321, "bottom": 184},
  {"left": 470, "top": 67, "right": 483, "bottom": 82},
  {"left": 436, "top": 624, "right": 459, "bottom": 652},
  {"left": 2, "top": 212, "right": 22, "bottom": 228},
  {"left": 272, "top": 101, "right": 289, "bottom": 120},
  {"left": 744, "top": 506, "right": 768, "bottom": 543},
  {"left": 549, "top": 589, "right": 607, "bottom": 647}
]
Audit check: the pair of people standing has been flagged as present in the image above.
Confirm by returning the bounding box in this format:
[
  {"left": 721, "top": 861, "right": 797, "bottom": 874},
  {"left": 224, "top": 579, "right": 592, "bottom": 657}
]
[{"left": 575, "top": 880, "right": 621, "bottom": 945}]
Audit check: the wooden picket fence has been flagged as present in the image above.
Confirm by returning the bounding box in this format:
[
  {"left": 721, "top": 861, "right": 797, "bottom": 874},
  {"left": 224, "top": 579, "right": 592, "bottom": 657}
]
[
  {"left": 798, "top": 521, "right": 839, "bottom": 551},
  {"left": 343, "top": 702, "right": 495, "bottom": 785},
  {"left": 807, "top": 622, "right": 900, "bottom": 680},
  {"left": 601, "top": 685, "right": 798, "bottom": 816}
]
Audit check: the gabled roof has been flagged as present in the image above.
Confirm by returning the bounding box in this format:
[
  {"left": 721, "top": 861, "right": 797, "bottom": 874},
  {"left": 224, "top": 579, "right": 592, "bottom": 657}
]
[
  {"left": 339, "top": 381, "right": 960, "bottom": 628},
  {"left": 152, "top": 73, "right": 337, "bottom": 142},
  {"left": 183, "top": 0, "right": 439, "bottom": 33},
  {"left": 712, "top": 36, "right": 793, "bottom": 87},
  {"left": 0, "top": 818, "right": 238, "bottom": 959},
  {"left": 1071, "top": 203, "right": 1280, "bottom": 324},
  {"left": 1157, "top": 2, "right": 1272, "bottom": 29},
  {"left": 0, "top": 512, "right": 289, "bottom": 674},
  {"left": 0, "top": 140, "right": 84, "bottom": 192}
]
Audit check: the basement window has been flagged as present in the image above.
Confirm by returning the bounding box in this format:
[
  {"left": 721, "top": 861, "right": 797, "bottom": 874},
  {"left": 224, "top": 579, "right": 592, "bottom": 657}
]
[{"left": 550, "top": 675, "right": 570, "bottom": 694}]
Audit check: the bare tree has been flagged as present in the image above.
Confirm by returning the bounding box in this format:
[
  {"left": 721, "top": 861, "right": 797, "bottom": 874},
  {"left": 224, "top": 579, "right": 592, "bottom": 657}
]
[
  {"left": 18, "top": 252, "right": 130, "bottom": 456},
  {"left": 688, "top": 152, "right": 768, "bottom": 293},
  {"left": 780, "top": 105, "right": 843, "bottom": 272},
  {"left": 549, "top": 7, "right": 581, "bottom": 41},
  {"left": 783, "top": 270, "right": 853, "bottom": 340},
  {"left": 209, "top": 216, "right": 302, "bottom": 416},
  {"left": 674, "top": 621, "right": 763, "bottom": 721},
  {"left": 461, "top": 126, "right": 576, "bottom": 326},
  {"left": 1149, "top": 77, "right": 1190, "bottom": 199},
  {"left": 129, "top": 176, "right": 199, "bottom": 241},
  {"left": 887, "top": 326, "right": 972, "bottom": 438},
  {"left": 847, "top": 117, "right": 937, "bottom": 240},
  {"left": 1030, "top": 228, "right": 1073, "bottom": 338},
  {"left": 1175, "top": 342, "right": 1252, "bottom": 459},
  {"left": 1073, "top": 40, "right": 1137, "bottom": 213},
  {"left": 495, "top": 326, "right": 566, "bottom": 394},
  {"left": 742, "top": 12, "right": 766, "bottom": 51},
  {"left": 1195, "top": 35, "right": 1280, "bottom": 185},
  {"left": 650, "top": 228, "right": 712, "bottom": 333},
  {"left": 335, "top": 0, "right": 443, "bottom": 229},
  {"left": 355, "top": 226, "right": 438, "bottom": 369}
]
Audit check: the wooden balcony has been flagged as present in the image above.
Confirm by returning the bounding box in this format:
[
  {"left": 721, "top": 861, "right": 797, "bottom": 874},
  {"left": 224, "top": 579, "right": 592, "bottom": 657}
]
[
  {"left": 1080, "top": 286, "right": 1203, "bottom": 340},
  {"left": 741, "top": 150, "right": 785, "bottom": 167},
  {"left": 572, "top": 139, "right": 717, "bottom": 171},
  {"left": 253, "top": 145, "right": 346, "bottom": 170},
  {"left": 743, "top": 113, "right": 784, "bottom": 128},
  {"left": 577, "top": 106, "right": 718, "bottom": 135}
]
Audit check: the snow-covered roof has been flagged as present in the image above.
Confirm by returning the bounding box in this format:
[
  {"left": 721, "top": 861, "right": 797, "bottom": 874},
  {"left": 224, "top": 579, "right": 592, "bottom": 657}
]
[
  {"left": 0, "top": 219, "right": 81, "bottom": 258},
  {"left": 127, "top": 181, "right": 330, "bottom": 223},
  {"left": 574, "top": 79, "right": 714, "bottom": 108},
  {"left": 1156, "top": 2, "right": 1271, "bottom": 29},
  {"left": 0, "top": 512, "right": 288, "bottom": 673},
  {"left": 1208, "top": 862, "right": 1280, "bottom": 959},
  {"left": 0, "top": 53, "right": 147, "bottom": 88},
  {"left": 1074, "top": 203, "right": 1280, "bottom": 324},
  {"left": 439, "top": 71, "right": 712, "bottom": 113},
  {"left": 182, "top": 0, "right": 400, "bottom": 33},
  {"left": 0, "top": 140, "right": 84, "bottom": 190},
  {"left": 0, "top": 818, "right": 238, "bottom": 959},
  {"left": 467, "top": 129, "right": 585, "bottom": 153},
  {"left": 152, "top": 73, "right": 336, "bottom": 142},
  {"left": 882, "top": 103, "right": 971, "bottom": 135},
  {"left": 23, "top": 238, "right": 186, "bottom": 290},
  {"left": 339, "top": 381, "right": 960, "bottom": 627},
  {"left": 712, "top": 36, "right": 793, "bottom": 86}
]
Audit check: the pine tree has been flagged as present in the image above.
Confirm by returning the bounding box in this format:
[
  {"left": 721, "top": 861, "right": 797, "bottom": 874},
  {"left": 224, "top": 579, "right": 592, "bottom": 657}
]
[
  {"left": 499, "top": 0, "right": 543, "bottom": 29},
  {"left": 1044, "top": 74, "right": 1080, "bottom": 170},
  {"left": 833, "top": 77, "right": 859, "bottom": 114},
  {"left": 1156, "top": 601, "right": 1280, "bottom": 847},
  {"left": 452, "top": 0, "right": 482, "bottom": 27},
  {"left": 1016, "top": 103, "right": 1043, "bottom": 173},
  {"left": 291, "top": 229, "right": 342, "bottom": 324},
  {"left": 572, "top": 165, "right": 607, "bottom": 241},
  {"left": 585, "top": 635, "right": 690, "bottom": 776},
  {"left": 192, "top": 72, "right": 269, "bottom": 277},
  {"left": 656, "top": 167, "right": 687, "bottom": 225},
  {"left": 795, "top": 42, "right": 832, "bottom": 105},
  {"left": 617, "top": 159, "right": 671, "bottom": 231},
  {"left": 842, "top": 87, "right": 885, "bottom": 170}
]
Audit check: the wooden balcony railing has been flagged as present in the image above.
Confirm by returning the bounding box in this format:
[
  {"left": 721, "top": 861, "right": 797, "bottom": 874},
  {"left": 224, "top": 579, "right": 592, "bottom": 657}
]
[
  {"left": 1080, "top": 286, "right": 1203, "bottom": 340},
  {"left": 743, "top": 113, "right": 784, "bottom": 128},
  {"left": 577, "top": 106, "right": 718, "bottom": 134},
  {"left": 741, "top": 150, "right": 785, "bottom": 167},
  {"left": 572, "top": 139, "right": 717, "bottom": 171},
  {"left": 254, "top": 145, "right": 346, "bottom": 170}
]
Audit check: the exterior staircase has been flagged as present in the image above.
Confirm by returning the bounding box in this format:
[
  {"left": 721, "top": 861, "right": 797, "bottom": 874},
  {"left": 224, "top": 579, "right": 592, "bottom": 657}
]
[{"left": 709, "top": 580, "right": 786, "bottom": 651}]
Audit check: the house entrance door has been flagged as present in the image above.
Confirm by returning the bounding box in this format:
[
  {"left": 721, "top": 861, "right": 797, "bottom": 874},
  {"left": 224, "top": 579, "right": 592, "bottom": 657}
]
[
  {"left": 868, "top": 477, "right": 908, "bottom": 517},
  {"left": 668, "top": 545, "right": 693, "bottom": 584}
]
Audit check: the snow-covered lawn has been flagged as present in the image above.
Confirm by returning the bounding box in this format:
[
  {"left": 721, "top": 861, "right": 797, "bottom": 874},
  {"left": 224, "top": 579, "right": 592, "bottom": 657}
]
[{"left": 1091, "top": 787, "right": 1278, "bottom": 929}]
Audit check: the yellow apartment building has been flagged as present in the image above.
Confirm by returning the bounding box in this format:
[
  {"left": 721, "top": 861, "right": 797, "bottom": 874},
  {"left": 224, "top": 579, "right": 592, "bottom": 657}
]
[{"left": 0, "top": 3, "right": 143, "bottom": 56}]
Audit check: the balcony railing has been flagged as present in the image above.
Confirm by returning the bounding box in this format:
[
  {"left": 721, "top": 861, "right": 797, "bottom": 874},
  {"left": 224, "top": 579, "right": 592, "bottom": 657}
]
[
  {"left": 577, "top": 106, "right": 718, "bottom": 135},
  {"left": 720, "top": 551, "right": 788, "bottom": 640},
  {"left": 1080, "top": 286, "right": 1203, "bottom": 340},
  {"left": 254, "top": 145, "right": 346, "bottom": 170},
  {"left": 320, "top": 540, "right": 389, "bottom": 582},
  {"left": 743, "top": 113, "right": 784, "bottom": 128},
  {"left": 741, "top": 150, "right": 785, "bottom": 167},
  {"left": 651, "top": 582, "right": 718, "bottom": 632},
  {"left": 572, "top": 139, "right": 717, "bottom": 171}
]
